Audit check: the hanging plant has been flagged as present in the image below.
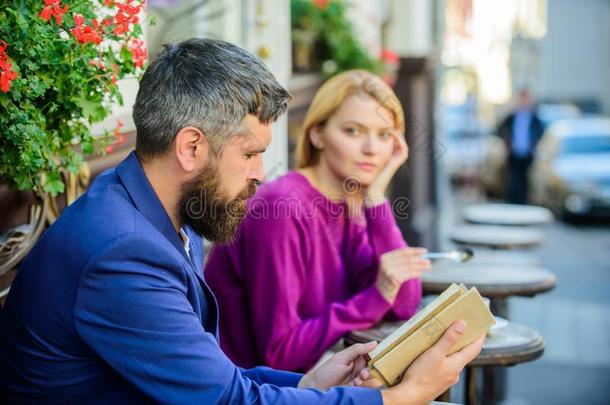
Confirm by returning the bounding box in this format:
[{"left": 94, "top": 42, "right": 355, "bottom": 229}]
[
  {"left": 290, "top": 0, "right": 382, "bottom": 77},
  {"left": 0, "top": 0, "right": 149, "bottom": 196}
]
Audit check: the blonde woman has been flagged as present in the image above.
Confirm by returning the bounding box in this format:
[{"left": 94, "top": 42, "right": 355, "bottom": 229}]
[{"left": 206, "top": 70, "right": 430, "bottom": 372}]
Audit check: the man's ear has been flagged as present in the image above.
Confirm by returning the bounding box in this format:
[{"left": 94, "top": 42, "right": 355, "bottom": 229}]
[{"left": 174, "top": 126, "right": 209, "bottom": 172}]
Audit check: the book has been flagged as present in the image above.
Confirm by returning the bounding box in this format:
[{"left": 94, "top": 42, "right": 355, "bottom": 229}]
[{"left": 367, "top": 283, "right": 495, "bottom": 386}]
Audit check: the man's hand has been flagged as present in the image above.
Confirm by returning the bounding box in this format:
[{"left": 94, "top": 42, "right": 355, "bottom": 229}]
[
  {"left": 298, "top": 341, "right": 379, "bottom": 390},
  {"left": 375, "top": 247, "right": 431, "bottom": 303},
  {"left": 350, "top": 367, "right": 384, "bottom": 388},
  {"left": 382, "top": 321, "right": 485, "bottom": 405}
]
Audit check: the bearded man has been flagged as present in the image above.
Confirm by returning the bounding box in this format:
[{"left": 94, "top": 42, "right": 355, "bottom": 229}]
[{"left": 0, "top": 38, "right": 483, "bottom": 404}]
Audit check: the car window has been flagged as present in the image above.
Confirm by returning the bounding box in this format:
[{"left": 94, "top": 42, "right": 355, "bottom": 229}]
[{"left": 560, "top": 134, "right": 610, "bottom": 155}]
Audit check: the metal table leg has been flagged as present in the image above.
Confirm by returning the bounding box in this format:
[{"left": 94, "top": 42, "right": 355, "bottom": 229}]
[{"left": 465, "top": 366, "right": 479, "bottom": 405}]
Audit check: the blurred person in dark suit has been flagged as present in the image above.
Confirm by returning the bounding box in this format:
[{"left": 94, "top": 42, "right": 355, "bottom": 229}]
[{"left": 497, "top": 89, "right": 544, "bottom": 204}]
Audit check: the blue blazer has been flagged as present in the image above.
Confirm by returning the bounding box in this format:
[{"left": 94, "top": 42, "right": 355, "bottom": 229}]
[{"left": 0, "top": 152, "right": 380, "bottom": 404}]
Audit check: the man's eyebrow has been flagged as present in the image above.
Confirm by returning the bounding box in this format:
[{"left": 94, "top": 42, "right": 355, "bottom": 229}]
[
  {"left": 234, "top": 129, "right": 268, "bottom": 153},
  {"left": 247, "top": 146, "right": 267, "bottom": 154},
  {"left": 239, "top": 137, "right": 268, "bottom": 153}
]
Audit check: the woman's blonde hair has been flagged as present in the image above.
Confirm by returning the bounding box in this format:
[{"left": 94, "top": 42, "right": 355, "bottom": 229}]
[{"left": 295, "top": 69, "right": 405, "bottom": 169}]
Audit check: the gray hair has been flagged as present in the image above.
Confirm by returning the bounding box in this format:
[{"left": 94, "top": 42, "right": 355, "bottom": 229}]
[{"left": 133, "top": 38, "right": 291, "bottom": 157}]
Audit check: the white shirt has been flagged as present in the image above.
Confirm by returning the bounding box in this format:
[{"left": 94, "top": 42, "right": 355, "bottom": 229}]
[{"left": 179, "top": 227, "right": 191, "bottom": 259}]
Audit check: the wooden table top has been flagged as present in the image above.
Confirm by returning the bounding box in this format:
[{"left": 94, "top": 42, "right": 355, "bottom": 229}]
[
  {"left": 346, "top": 321, "right": 544, "bottom": 367},
  {"left": 422, "top": 263, "right": 556, "bottom": 298},
  {"left": 463, "top": 204, "right": 553, "bottom": 226},
  {"left": 450, "top": 225, "right": 545, "bottom": 249}
]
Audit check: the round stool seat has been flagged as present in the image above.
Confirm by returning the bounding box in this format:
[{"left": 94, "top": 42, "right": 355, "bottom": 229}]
[
  {"left": 422, "top": 263, "right": 556, "bottom": 298},
  {"left": 463, "top": 204, "right": 553, "bottom": 226},
  {"left": 471, "top": 321, "right": 544, "bottom": 366},
  {"left": 450, "top": 225, "right": 545, "bottom": 249},
  {"left": 466, "top": 249, "right": 542, "bottom": 267}
]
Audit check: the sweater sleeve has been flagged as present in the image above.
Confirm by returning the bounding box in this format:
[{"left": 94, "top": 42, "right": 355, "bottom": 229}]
[
  {"left": 347, "top": 200, "right": 422, "bottom": 321},
  {"left": 239, "top": 204, "right": 392, "bottom": 372}
]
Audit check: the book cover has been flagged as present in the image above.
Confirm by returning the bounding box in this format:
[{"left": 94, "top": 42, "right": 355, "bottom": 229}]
[{"left": 367, "top": 283, "right": 495, "bottom": 386}]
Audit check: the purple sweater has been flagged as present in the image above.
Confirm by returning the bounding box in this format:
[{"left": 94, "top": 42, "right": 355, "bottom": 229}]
[{"left": 205, "top": 171, "right": 422, "bottom": 372}]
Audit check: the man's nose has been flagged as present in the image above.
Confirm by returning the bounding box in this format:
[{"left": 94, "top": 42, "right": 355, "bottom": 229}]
[{"left": 248, "top": 157, "right": 265, "bottom": 183}]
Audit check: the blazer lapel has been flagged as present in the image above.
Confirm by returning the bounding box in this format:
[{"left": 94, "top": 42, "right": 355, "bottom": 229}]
[
  {"left": 116, "top": 152, "right": 220, "bottom": 337},
  {"left": 184, "top": 226, "right": 219, "bottom": 338},
  {"left": 116, "top": 152, "right": 190, "bottom": 264}
]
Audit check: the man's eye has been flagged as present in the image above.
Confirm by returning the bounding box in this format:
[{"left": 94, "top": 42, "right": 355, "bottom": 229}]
[{"left": 244, "top": 153, "right": 256, "bottom": 160}]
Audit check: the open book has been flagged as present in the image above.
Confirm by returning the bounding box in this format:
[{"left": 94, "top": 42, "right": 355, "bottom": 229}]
[{"left": 367, "top": 283, "right": 495, "bottom": 386}]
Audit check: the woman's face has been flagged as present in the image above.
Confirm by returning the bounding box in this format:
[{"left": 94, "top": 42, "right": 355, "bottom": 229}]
[{"left": 311, "top": 94, "right": 397, "bottom": 187}]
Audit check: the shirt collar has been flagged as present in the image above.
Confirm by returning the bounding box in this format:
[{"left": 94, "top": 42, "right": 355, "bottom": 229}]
[{"left": 179, "top": 227, "right": 191, "bottom": 258}]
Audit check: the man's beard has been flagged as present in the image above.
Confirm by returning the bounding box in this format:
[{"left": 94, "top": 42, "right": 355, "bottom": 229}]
[{"left": 178, "top": 161, "right": 258, "bottom": 244}]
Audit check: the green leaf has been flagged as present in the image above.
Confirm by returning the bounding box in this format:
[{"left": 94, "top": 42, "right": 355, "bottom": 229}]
[
  {"left": 132, "top": 23, "right": 143, "bottom": 37},
  {"left": 42, "top": 175, "right": 65, "bottom": 196}
]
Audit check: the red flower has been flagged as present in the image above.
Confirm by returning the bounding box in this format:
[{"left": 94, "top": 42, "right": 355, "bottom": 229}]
[
  {"left": 110, "top": 63, "right": 119, "bottom": 85},
  {"left": 113, "top": 22, "right": 129, "bottom": 35},
  {"left": 101, "top": 16, "right": 114, "bottom": 33},
  {"left": 71, "top": 14, "right": 102, "bottom": 45},
  {"left": 40, "top": 0, "right": 69, "bottom": 25},
  {"left": 0, "top": 64, "right": 18, "bottom": 93},
  {"left": 107, "top": 119, "right": 126, "bottom": 153},
  {"left": 380, "top": 48, "right": 399, "bottom": 65},
  {"left": 114, "top": 119, "right": 126, "bottom": 142},
  {"left": 88, "top": 59, "right": 106, "bottom": 70},
  {"left": 313, "top": 0, "right": 329, "bottom": 9},
  {"left": 128, "top": 38, "right": 147, "bottom": 68},
  {"left": 73, "top": 13, "right": 84, "bottom": 26},
  {"left": 73, "top": 13, "right": 83, "bottom": 27},
  {"left": 0, "top": 40, "right": 18, "bottom": 93},
  {"left": 113, "top": 0, "right": 142, "bottom": 36}
]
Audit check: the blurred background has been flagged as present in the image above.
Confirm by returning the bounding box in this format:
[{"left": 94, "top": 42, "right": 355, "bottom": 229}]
[{"left": 1, "top": 1, "right": 609, "bottom": 403}]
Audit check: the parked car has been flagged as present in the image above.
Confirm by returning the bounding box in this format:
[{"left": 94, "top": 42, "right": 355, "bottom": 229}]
[
  {"left": 529, "top": 116, "right": 610, "bottom": 217},
  {"left": 439, "top": 102, "right": 489, "bottom": 184},
  {"left": 442, "top": 124, "right": 489, "bottom": 184},
  {"left": 480, "top": 135, "right": 507, "bottom": 198},
  {"left": 482, "top": 103, "right": 582, "bottom": 198},
  {"left": 536, "top": 102, "right": 581, "bottom": 129}
]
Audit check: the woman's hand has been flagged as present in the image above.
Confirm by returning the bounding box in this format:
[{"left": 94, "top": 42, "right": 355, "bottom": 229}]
[
  {"left": 365, "top": 131, "right": 408, "bottom": 204},
  {"left": 375, "top": 247, "right": 430, "bottom": 304},
  {"left": 298, "top": 341, "right": 378, "bottom": 390}
]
